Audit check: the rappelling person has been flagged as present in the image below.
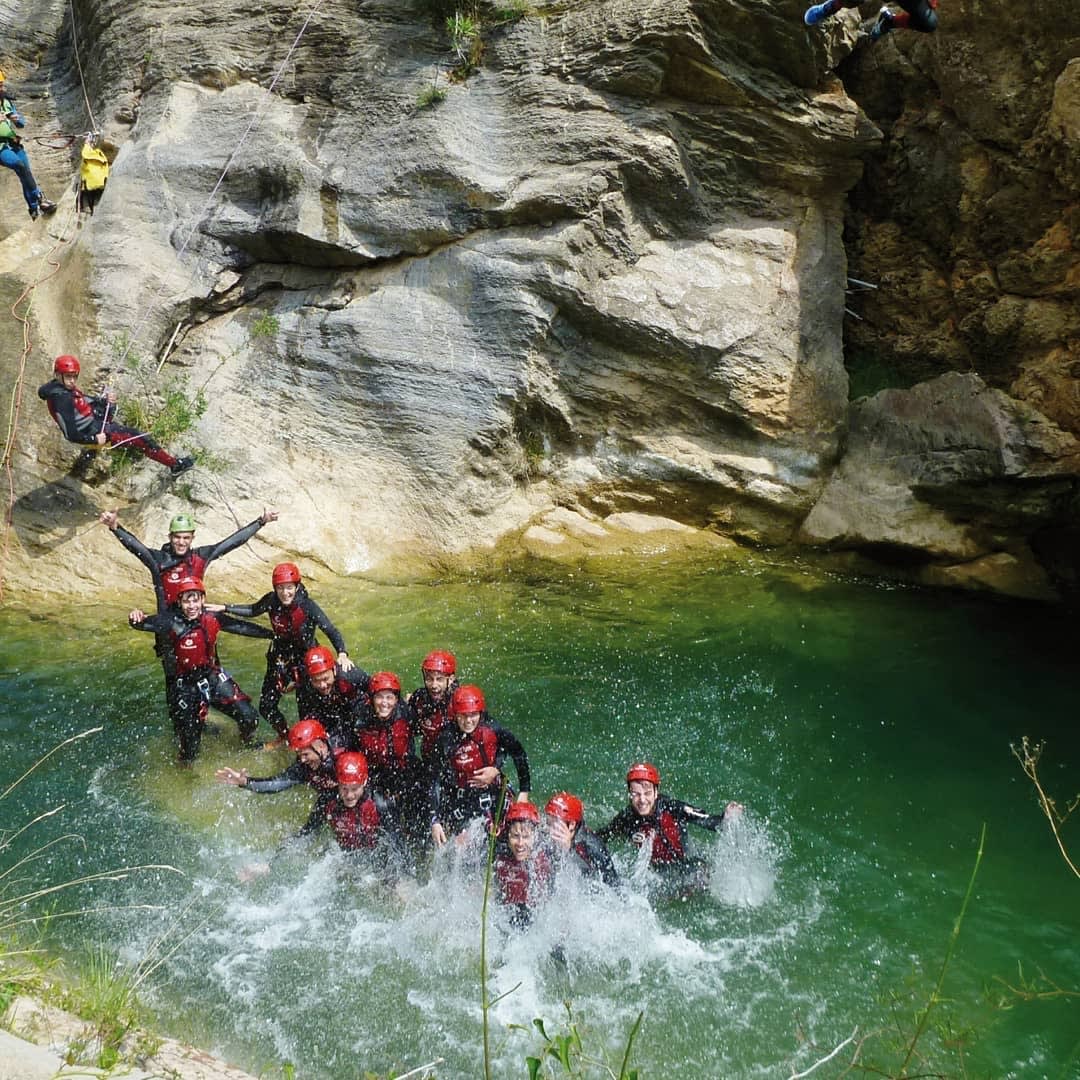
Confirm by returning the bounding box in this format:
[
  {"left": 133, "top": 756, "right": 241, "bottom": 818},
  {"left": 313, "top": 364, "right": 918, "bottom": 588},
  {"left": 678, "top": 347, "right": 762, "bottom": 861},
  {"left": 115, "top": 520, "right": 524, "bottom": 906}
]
[
  {"left": 0, "top": 66, "right": 56, "bottom": 220},
  {"left": 129, "top": 575, "right": 273, "bottom": 763},
  {"left": 39, "top": 355, "right": 195, "bottom": 474},
  {"left": 597, "top": 762, "right": 743, "bottom": 893},
  {"left": 544, "top": 791, "right": 620, "bottom": 888},
  {"left": 77, "top": 136, "right": 109, "bottom": 216},
  {"left": 299, "top": 645, "right": 371, "bottom": 749},
  {"left": 407, "top": 650, "right": 460, "bottom": 763},
  {"left": 428, "top": 684, "right": 531, "bottom": 848},
  {"left": 207, "top": 562, "right": 353, "bottom": 742},
  {"left": 493, "top": 801, "right": 554, "bottom": 929},
  {"left": 803, "top": 0, "right": 938, "bottom": 41}
]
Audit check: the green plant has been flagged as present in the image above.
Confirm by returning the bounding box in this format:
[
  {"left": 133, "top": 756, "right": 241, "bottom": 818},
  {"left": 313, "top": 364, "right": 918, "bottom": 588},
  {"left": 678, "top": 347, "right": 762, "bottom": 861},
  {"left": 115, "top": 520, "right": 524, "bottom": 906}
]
[
  {"left": 492, "top": 0, "right": 528, "bottom": 21},
  {"left": 418, "top": 83, "right": 447, "bottom": 108},
  {"left": 1012, "top": 737, "right": 1079, "bottom": 879},
  {"left": 446, "top": 8, "right": 484, "bottom": 76},
  {"left": 515, "top": 1006, "right": 643, "bottom": 1079},
  {"left": 250, "top": 312, "right": 281, "bottom": 339}
]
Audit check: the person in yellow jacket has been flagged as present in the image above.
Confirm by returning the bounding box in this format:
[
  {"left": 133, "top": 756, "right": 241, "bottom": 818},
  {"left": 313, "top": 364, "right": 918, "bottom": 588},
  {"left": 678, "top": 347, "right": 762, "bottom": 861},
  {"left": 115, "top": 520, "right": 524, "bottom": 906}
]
[
  {"left": 77, "top": 138, "right": 109, "bottom": 215},
  {"left": 0, "top": 66, "right": 56, "bottom": 220}
]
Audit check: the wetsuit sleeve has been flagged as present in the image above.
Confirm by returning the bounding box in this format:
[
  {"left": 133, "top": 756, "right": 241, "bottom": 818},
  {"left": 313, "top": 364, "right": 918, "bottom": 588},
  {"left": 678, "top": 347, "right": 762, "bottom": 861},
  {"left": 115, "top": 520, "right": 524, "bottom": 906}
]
[
  {"left": 215, "top": 612, "right": 275, "bottom": 639},
  {"left": 130, "top": 611, "right": 172, "bottom": 634},
  {"left": 37, "top": 381, "right": 100, "bottom": 444},
  {"left": 372, "top": 792, "right": 412, "bottom": 872},
  {"left": 113, "top": 527, "right": 168, "bottom": 613},
  {"left": 578, "top": 829, "right": 620, "bottom": 887},
  {"left": 224, "top": 592, "right": 274, "bottom": 618},
  {"left": 301, "top": 597, "right": 346, "bottom": 654},
  {"left": 196, "top": 518, "right": 265, "bottom": 567},
  {"left": 244, "top": 760, "right": 308, "bottom": 793},
  {"left": 495, "top": 724, "right": 531, "bottom": 794},
  {"left": 671, "top": 797, "right": 726, "bottom": 832},
  {"left": 596, "top": 808, "right": 635, "bottom": 844}
]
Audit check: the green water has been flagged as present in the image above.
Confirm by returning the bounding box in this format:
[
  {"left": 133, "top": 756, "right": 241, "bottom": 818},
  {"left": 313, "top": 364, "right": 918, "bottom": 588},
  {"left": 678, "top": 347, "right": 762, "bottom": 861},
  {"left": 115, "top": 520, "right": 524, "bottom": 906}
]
[{"left": 1, "top": 552, "right": 1078, "bottom": 1078}]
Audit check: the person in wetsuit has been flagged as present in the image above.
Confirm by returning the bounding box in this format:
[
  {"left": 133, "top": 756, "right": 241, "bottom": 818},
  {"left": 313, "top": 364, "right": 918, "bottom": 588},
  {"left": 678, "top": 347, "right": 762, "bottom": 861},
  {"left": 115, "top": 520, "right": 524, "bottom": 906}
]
[
  {"left": 407, "top": 650, "right": 460, "bottom": 764},
  {"left": 597, "top": 762, "right": 742, "bottom": 893},
  {"left": 428, "top": 684, "right": 531, "bottom": 847},
  {"left": 209, "top": 562, "right": 353, "bottom": 740},
  {"left": 129, "top": 575, "right": 272, "bottom": 762},
  {"left": 493, "top": 801, "right": 554, "bottom": 929},
  {"left": 545, "top": 791, "right": 619, "bottom": 888},
  {"left": 1, "top": 68, "right": 57, "bottom": 220},
  {"left": 39, "top": 355, "right": 194, "bottom": 474},
  {"left": 299, "top": 645, "right": 370, "bottom": 749},
  {"left": 803, "top": 0, "right": 938, "bottom": 41}
]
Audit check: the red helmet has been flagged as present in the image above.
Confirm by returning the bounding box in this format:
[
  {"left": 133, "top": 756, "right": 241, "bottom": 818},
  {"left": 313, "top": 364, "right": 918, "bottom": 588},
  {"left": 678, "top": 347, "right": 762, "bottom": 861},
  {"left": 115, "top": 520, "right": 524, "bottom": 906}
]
[
  {"left": 174, "top": 575, "right": 205, "bottom": 596},
  {"left": 422, "top": 650, "right": 456, "bottom": 675},
  {"left": 545, "top": 792, "right": 584, "bottom": 826},
  {"left": 369, "top": 671, "right": 401, "bottom": 695},
  {"left": 304, "top": 646, "right": 336, "bottom": 676},
  {"left": 271, "top": 562, "right": 301, "bottom": 586},
  {"left": 451, "top": 741, "right": 486, "bottom": 787},
  {"left": 504, "top": 801, "right": 540, "bottom": 826},
  {"left": 54, "top": 354, "right": 80, "bottom": 375},
  {"left": 287, "top": 718, "right": 328, "bottom": 751},
  {"left": 450, "top": 684, "right": 485, "bottom": 715},
  {"left": 626, "top": 762, "right": 661, "bottom": 787},
  {"left": 335, "top": 751, "right": 369, "bottom": 786}
]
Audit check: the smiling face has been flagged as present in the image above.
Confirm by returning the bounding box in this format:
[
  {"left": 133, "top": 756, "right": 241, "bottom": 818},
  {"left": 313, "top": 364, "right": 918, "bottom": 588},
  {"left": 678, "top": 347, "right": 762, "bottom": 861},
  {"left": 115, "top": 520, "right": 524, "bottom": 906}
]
[
  {"left": 454, "top": 710, "right": 481, "bottom": 735},
  {"left": 423, "top": 669, "right": 452, "bottom": 700},
  {"left": 507, "top": 821, "right": 536, "bottom": 862},
  {"left": 169, "top": 532, "right": 195, "bottom": 557},
  {"left": 178, "top": 590, "right": 204, "bottom": 619},
  {"left": 274, "top": 581, "right": 299, "bottom": 605},
  {"left": 309, "top": 669, "right": 336, "bottom": 696},
  {"left": 297, "top": 741, "right": 328, "bottom": 768},
  {"left": 372, "top": 689, "right": 398, "bottom": 720},
  {"left": 628, "top": 780, "right": 658, "bottom": 818},
  {"left": 339, "top": 781, "right": 366, "bottom": 808}
]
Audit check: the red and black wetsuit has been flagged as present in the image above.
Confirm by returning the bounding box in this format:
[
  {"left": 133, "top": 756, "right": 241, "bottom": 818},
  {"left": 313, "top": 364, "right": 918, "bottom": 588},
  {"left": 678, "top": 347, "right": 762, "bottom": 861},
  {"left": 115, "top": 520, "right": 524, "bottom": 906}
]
[
  {"left": 428, "top": 717, "right": 531, "bottom": 836},
  {"left": 301, "top": 665, "right": 370, "bottom": 750},
  {"left": 407, "top": 681, "right": 458, "bottom": 762},
  {"left": 298, "top": 788, "right": 410, "bottom": 873},
  {"left": 564, "top": 825, "right": 620, "bottom": 888},
  {"left": 598, "top": 794, "right": 727, "bottom": 868},
  {"left": 494, "top": 847, "right": 554, "bottom": 929},
  {"left": 37, "top": 379, "right": 179, "bottom": 468},
  {"left": 354, "top": 701, "right": 417, "bottom": 804},
  {"left": 223, "top": 584, "right": 348, "bottom": 737},
  {"left": 131, "top": 608, "right": 272, "bottom": 760},
  {"left": 242, "top": 749, "right": 341, "bottom": 819}
]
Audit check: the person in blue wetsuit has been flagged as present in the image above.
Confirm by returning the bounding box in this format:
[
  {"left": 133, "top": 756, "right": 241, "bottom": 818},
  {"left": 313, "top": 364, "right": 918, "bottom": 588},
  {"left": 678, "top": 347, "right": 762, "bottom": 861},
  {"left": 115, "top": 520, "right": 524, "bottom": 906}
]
[{"left": 1, "top": 68, "right": 56, "bottom": 219}]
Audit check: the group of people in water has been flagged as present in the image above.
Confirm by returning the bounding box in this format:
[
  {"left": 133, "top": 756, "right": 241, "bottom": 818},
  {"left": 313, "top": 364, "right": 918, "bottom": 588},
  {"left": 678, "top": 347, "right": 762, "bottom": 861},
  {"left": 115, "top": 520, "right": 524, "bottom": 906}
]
[{"left": 93, "top": 491, "right": 742, "bottom": 924}]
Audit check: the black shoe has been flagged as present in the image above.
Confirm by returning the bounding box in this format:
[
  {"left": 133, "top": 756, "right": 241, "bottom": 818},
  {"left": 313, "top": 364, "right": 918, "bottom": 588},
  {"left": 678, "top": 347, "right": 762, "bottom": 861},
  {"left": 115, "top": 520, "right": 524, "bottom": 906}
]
[
  {"left": 170, "top": 455, "right": 195, "bottom": 476},
  {"left": 28, "top": 206, "right": 39, "bottom": 220},
  {"left": 38, "top": 198, "right": 57, "bottom": 216}
]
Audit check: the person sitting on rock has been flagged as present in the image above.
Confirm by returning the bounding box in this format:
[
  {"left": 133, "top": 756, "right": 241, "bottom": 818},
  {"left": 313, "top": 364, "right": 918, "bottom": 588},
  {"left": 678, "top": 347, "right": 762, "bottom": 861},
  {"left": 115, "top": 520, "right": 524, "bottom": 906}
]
[
  {"left": 207, "top": 562, "right": 353, "bottom": 742},
  {"left": 428, "top": 684, "right": 531, "bottom": 848},
  {"left": 544, "top": 791, "right": 619, "bottom": 888},
  {"left": 129, "top": 575, "right": 272, "bottom": 763},
  {"left": 803, "top": 0, "right": 938, "bottom": 41},
  {"left": 407, "top": 650, "right": 460, "bottom": 764},
  {"left": 597, "top": 762, "right": 743, "bottom": 894},
  {"left": 1, "top": 67, "right": 56, "bottom": 220},
  {"left": 39, "top": 355, "right": 194, "bottom": 474}
]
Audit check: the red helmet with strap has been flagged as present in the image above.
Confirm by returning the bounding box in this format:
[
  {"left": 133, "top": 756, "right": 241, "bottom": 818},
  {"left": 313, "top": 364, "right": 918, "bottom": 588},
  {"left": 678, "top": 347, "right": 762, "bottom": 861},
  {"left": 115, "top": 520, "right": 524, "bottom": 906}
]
[
  {"left": 545, "top": 792, "right": 584, "bottom": 825},
  {"left": 287, "top": 718, "right": 328, "bottom": 751},
  {"left": 335, "top": 751, "right": 368, "bottom": 786},
  {"left": 304, "top": 646, "right": 336, "bottom": 676},
  {"left": 450, "top": 684, "right": 485, "bottom": 715},
  {"left": 271, "top": 562, "right": 301, "bottom": 586},
  {"left": 626, "top": 762, "right": 660, "bottom": 787},
  {"left": 504, "top": 801, "right": 540, "bottom": 826},
  {"left": 422, "top": 650, "right": 456, "bottom": 675},
  {"left": 369, "top": 671, "right": 401, "bottom": 695},
  {"left": 174, "top": 575, "right": 205, "bottom": 596},
  {"left": 54, "top": 354, "right": 80, "bottom": 375},
  {"left": 451, "top": 740, "right": 486, "bottom": 787}
]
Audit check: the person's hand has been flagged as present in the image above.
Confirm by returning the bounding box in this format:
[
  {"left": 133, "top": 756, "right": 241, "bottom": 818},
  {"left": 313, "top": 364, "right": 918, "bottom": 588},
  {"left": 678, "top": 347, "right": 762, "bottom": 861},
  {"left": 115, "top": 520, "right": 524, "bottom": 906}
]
[
  {"left": 469, "top": 766, "right": 499, "bottom": 788},
  {"left": 215, "top": 766, "right": 249, "bottom": 786},
  {"left": 260, "top": 508, "right": 279, "bottom": 524},
  {"left": 99, "top": 509, "right": 118, "bottom": 530},
  {"left": 337, "top": 652, "right": 354, "bottom": 672},
  {"left": 105, "top": 389, "right": 118, "bottom": 404},
  {"left": 203, "top": 603, "right": 226, "bottom": 613},
  {"left": 95, "top": 432, "right": 107, "bottom": 445},
  {"left": 515, "top": 790, "right": 530, "bottom": 803},
  {"left": 237, "top": 862, "right": 270, "bottom": 883},
  {"left": 12, "top": 112, "right": 25, "bottom": 129},
  {"left": 547, "top": 817, "right": 574, "bottom": 851},
  {"left": 723, "top": 801, "right": 744, "bottom": 823},
  {"left": 129, "top": 609, "right": 146, "bottom": 624},
  {"left": 431, "top": 822, "right": 447, "bottom": 847}
]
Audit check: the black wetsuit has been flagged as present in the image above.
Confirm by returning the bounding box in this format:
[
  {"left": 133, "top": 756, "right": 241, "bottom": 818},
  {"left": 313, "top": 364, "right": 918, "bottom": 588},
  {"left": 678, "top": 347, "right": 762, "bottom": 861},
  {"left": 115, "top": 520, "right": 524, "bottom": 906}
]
[
  {"left": 131, "top": 609, "right": 272, "bottom": 760},
  {"left": 564, "top": 824, "right": 620, "bottom": 888},
  {"left": 301, "top": 666, "right": 370, "bottom": 749},
  {"left": 37, "top": 379, "right": 178, "bottom": 467},
  {"left": 223, "top": 584, "right": 348, "bottom": 737},
  {"left": 428, "top": 717, "right": 531, "bottom": 836},
  {"left": 407, "top": 682, "right": 458, "bottom": 762}
]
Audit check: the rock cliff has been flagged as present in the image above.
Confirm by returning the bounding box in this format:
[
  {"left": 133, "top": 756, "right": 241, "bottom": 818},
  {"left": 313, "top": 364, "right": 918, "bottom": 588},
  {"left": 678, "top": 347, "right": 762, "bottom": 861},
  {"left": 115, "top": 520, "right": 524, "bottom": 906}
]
[{"left": 0, "top": 0, "right": 1076, "bottom": 602}]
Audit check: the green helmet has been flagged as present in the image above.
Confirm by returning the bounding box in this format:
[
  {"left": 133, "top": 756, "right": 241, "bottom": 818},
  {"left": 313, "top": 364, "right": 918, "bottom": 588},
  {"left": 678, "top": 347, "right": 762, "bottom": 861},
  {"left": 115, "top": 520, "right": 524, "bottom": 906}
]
[{"left": 169, "top": 513, "right": 196, "bottom": 535}]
